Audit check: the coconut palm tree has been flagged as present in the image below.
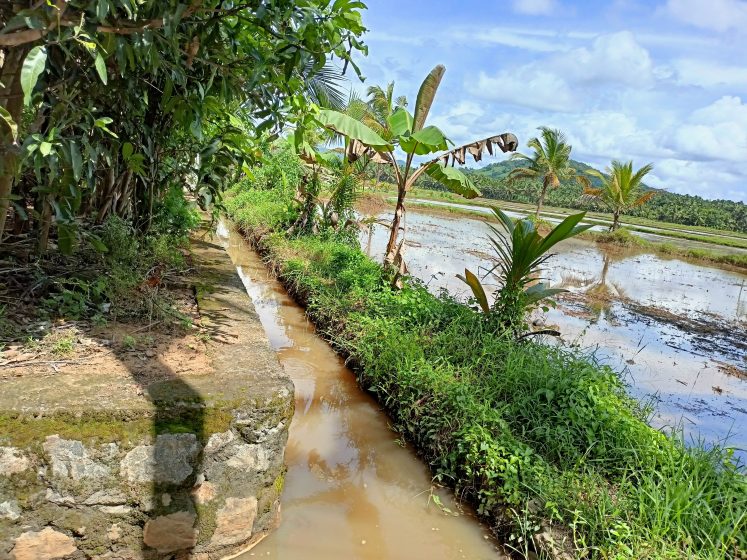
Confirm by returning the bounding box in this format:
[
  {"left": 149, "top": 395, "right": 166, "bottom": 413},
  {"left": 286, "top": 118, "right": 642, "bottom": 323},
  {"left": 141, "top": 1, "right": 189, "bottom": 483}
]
[
  {"left": 507, "top": 127, "right": 585, "bottom": 219},
  {"left": 358, "top": 83, "right": 407, "bottom": 188},
  {"left": 583, "top": 160, "right": 655, "bottom": 231},
  {"left": 364, "top": 82, "right": 408, "bottom": 140}
]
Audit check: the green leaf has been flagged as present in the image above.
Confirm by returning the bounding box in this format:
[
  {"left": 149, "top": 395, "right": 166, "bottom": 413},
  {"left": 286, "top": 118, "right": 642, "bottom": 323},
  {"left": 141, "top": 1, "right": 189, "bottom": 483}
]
[
  {"left": 94, "top": 117, "right": 118, "bottom": 138},
  {"left": 21, "top": 46, "right": 47, "bottom": 105},
  {"left": 57, "top": 223, "right": 76, "bottom": 255},
  {"left": 317, "top": 109, "right": 392, "bottom": 151},
  {"left": 537, "top": 212, "right": 593, "bottom": 254},
  {"left": 413, "top": 64, "right": 445, "bottom": 132},
  {"left": 456, "top": 268, "right": 490, "bottom": 313},
  {"left": 87, "top": 234, "right": 109, "bottom": 253},
  {"left": 39, "top": 141, "right": 52, "bottom": 156},
  {"left": 491, "top": 208, "right": 516, "bottom": 235},
  {"left": 70, "top": 141, "right": 82, "bottom": 180},
  {"left": 121, "top": 142, "right": 133, "bottom": 160},
  {"left": 523, "top": 283, "right": 566, "bottom": 306},
  {"left": 0, "top": 107, "right": 18, "bottom": 141},
  {"left": 424, "top": 163, "right": 480, "bottom": 199},
  {"left": 94, "top": 52, "right": 108, "bottom": 85},
  {"left": 400, "top": 126, "right": 448, "bottom": 155},
  {"left": 388, "top": 108, "right": 413, "bottom": 137}
]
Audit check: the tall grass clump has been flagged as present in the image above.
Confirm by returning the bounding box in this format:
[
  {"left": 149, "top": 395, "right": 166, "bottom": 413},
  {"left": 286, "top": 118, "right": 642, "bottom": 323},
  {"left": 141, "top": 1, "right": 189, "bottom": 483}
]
[{"left": 224, "top": 177, "right": 747, "bottom": 559}]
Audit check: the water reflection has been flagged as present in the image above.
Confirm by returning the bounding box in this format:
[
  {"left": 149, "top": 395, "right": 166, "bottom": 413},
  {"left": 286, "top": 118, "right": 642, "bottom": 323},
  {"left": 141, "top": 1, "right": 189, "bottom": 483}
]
[
  {"left": 216, "top": 222, "right": 505, "bottom": 560},
  {"left": 363, "top": 211, "right": 747, "bottom": 460}
]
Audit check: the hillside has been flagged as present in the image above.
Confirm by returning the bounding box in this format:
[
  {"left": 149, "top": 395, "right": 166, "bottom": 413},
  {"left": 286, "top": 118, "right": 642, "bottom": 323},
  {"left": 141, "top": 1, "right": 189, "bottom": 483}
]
[{"left": 459, "top": 160, "right": 747, "bottom": 234}]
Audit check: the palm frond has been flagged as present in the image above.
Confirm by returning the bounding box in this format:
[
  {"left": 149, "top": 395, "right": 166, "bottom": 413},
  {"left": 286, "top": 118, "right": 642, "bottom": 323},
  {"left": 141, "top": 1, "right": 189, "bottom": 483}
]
[{"left": 303, "top": 63, "right": 349, "bottom": 111}]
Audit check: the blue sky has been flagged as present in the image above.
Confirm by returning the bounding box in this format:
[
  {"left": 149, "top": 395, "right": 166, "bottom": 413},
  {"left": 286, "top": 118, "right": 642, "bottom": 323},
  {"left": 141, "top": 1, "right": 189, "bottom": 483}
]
[{"left": 347, "top": 0, "right": 747, "bottom": 202}]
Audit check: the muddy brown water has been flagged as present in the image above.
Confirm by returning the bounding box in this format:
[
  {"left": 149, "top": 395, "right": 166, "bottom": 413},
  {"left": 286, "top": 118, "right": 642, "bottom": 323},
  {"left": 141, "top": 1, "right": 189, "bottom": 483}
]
[
  {"left": 216, "top": 222, "right": 506, "bottom": 560},
  {"left": 363, "top": 210, "right": 747, "bottom": 463}
]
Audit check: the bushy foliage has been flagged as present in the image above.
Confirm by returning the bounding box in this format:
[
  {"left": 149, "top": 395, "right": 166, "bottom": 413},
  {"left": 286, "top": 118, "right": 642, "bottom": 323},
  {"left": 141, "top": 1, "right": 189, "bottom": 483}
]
[
  {"left": 0, "top": 1, "right": 366, "bottom": 253},
  {"left": 225, "top": 178, "right": 747, "bottom": 559}
]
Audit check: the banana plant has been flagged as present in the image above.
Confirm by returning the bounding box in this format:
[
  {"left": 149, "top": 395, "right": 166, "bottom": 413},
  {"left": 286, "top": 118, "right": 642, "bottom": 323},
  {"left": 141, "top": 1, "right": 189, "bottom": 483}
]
[
  {"left": 312, "top": 64, "right": 518, "bottom": 280},
  {"left": 459, "top": 208, "right": 593, "bottom": 337}
]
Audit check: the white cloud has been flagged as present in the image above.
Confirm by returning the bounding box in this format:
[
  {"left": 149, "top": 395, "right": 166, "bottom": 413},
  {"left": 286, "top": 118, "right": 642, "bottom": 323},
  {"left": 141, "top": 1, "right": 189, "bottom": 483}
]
[
  {"left": 554, "top": 31, "right": 654, "bottom": 86},
  {"left": 512, "top": 0, "right": 558, "bottom": 16},
  {"left": 673, "top": 59, "right": 747, "bottom": 90},
  {"left": 474, "top": 68, "right": 578, "bottom": 112},
  {"left": 649, "top": 159, "right": 746, "bottom": 200},
  {"left": 459, "top": 27, "right": 568, "bottom": 52},
  {"left": 472, "top": 32, "right": 654, "bottom": 112},
  {"left": 673, "top": 96, "right": 747, "bottom": 161},
  {"left": 562, "top": 110, "right": 669, "bottom": 160},
  {"left": 665, "top": 0, "right": 747, "bottom": 32}
]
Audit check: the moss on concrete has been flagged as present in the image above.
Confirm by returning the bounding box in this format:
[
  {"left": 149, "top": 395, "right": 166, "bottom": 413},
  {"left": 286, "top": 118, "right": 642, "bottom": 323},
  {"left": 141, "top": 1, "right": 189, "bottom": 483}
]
[{"left": 0, "top": 402, "right": 237, "bottom": 450}]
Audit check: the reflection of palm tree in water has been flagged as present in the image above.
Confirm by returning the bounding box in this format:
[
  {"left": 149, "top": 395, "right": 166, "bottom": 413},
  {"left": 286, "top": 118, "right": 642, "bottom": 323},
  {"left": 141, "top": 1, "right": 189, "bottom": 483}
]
[
  {"left": 586, "top": 252, "right": 626, "bottom": 320},
  {"left": 736, "top": 279, "right": 747, "bottom": 322}
]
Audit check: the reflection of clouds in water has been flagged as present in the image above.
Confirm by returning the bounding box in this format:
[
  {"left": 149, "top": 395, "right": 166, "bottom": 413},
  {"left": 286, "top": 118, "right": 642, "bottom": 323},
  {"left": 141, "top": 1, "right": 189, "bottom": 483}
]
[{"left": 367, "top": 212, "right": 747, "bottom": 320}]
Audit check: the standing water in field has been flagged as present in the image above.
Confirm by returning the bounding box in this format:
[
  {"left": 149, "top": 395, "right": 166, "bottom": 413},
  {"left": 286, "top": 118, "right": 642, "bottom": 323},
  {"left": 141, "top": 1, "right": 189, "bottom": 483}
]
[
  {"left": 216, "top": 222, "right": 506, "bottom": 560},
  {"left": 363, "top": 210, "right": 747, "bottom": 462}
]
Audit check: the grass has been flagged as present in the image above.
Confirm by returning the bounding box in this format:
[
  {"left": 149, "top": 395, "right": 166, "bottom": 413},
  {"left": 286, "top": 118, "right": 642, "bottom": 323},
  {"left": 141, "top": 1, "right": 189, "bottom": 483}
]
[
  {"left": 226, "top": 182, "right": 747, "bottom": 560},
  {"left": 591, "top": 228, "right": 747, "bottom": 268},
  {"left": 0, "top": 214, "right": 196, "bottom": 343},
  {"left": 49, "top": 332, "right": 76, "bottom": 356}
]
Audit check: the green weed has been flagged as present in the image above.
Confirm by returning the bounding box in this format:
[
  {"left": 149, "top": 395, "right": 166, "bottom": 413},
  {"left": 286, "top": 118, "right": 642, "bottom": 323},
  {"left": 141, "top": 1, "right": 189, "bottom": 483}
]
[{"left": 225, "top": 183, "right": 747, "bottom": 559}]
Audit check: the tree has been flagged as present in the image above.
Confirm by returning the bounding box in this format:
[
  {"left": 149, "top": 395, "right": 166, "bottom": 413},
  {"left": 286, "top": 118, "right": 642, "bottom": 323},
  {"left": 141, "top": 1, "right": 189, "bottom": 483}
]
[
  {"left": 0, "top": 0, "right": 367, "bottom": 250},
  {"left": 364, "top": 82, "right": 408, "bottom": 141},
  {"left": 507, "top": 127, "right": 585, "bottom": 219},
  {"left": 583, "top": 160, "right": 655, "bottom": 231},
  {"left": 313, "top": 64, "right": 518, "bottom": 279}
]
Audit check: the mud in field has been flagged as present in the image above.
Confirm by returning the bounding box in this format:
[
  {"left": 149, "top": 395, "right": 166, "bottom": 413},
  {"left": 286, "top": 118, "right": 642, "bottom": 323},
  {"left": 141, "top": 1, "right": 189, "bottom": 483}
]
[{"left": 361, "top": 210, "right": 747, "bottom": 461}]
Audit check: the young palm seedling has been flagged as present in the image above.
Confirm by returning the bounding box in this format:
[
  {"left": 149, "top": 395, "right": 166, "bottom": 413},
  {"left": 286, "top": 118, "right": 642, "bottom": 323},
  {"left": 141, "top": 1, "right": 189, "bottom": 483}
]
[{"left": 458, "top": 208, "right": 593, "bottom": 337}]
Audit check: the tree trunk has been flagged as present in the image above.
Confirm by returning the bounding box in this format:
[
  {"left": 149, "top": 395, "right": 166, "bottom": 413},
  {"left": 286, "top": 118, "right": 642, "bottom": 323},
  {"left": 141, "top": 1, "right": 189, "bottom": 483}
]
[
  {"left": 535, "top": 182, "right": 548, "bottom": 220},
  {"left": 37, "top": 195, "right": 52, "bottom": 253},
  {"left": 611, "top": 210, "right": 620, "bottom": 231},
  {"left": 384, "top": 186, "right": 406, "bottom": 266},
  {"left": 0, "top": 46, "right": 26, "bottom": 241}
]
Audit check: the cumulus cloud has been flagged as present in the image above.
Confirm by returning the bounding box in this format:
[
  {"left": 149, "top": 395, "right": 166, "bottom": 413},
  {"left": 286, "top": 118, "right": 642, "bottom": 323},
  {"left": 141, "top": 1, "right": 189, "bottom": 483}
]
[
  {"left": 475, "top": 68, "right": 578, "bottom": 112},
  {"left": 673, "top": 59, "right": 747, "bottom": 90},
  {"left": 512, "top": 0, "right": 557, "bottom": 16},
  {"left": 673, "top": 96, "right": 747, "bottom": 161},
  {"left": 562, "top": 110, "right": 668, "bottom": 160},
  {"left": 649, "top": 158, "right": 746, "bottom": 199},
  {"left": 553, "top": 31, "right": 654, "bottom": 86},
  {"left": 665, "top": 0, "right": 747, "bottom": 32},
  {"left": 472, "top": 32, "right": 654, "bottom": 111}
]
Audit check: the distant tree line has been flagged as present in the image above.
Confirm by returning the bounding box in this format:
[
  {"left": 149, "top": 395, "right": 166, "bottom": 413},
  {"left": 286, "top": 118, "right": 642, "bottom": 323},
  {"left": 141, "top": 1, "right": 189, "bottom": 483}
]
[{"left": 369, "top": 159, "right": 747, "bottom": 234}]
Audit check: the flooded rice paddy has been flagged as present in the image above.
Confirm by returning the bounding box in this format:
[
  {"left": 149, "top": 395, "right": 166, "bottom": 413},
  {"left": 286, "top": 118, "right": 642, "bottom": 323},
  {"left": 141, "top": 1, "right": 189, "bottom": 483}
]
[
  {"left": 363, "top": 210, "right": 747, "bottom": 462},
  {"left": 408, "top": 198, "right": 747, "bottom": 253},
  {"left": 217, "top": 222, "right": 506, "bottom": 560}
]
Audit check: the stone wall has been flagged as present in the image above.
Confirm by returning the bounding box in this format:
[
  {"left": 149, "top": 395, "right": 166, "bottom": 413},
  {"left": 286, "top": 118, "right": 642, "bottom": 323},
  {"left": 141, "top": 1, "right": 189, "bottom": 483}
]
[{"left": 0, "top": 234, "right": 294, "bottom": 559}]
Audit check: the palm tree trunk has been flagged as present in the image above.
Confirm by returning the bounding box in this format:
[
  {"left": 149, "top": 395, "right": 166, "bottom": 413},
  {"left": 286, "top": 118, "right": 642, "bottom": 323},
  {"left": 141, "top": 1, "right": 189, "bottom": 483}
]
[
  {"left": 384, "top": 186, "right": 405, "bottom": 266},
  {"left": 535, "top": 183, "right": 548, "bottom": 220},
  {"left": 0, "top": 46, "right": 26, "bottom": 241},
  {"left": 611, "top": 210, "right": 621, "bottom": 231}
]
